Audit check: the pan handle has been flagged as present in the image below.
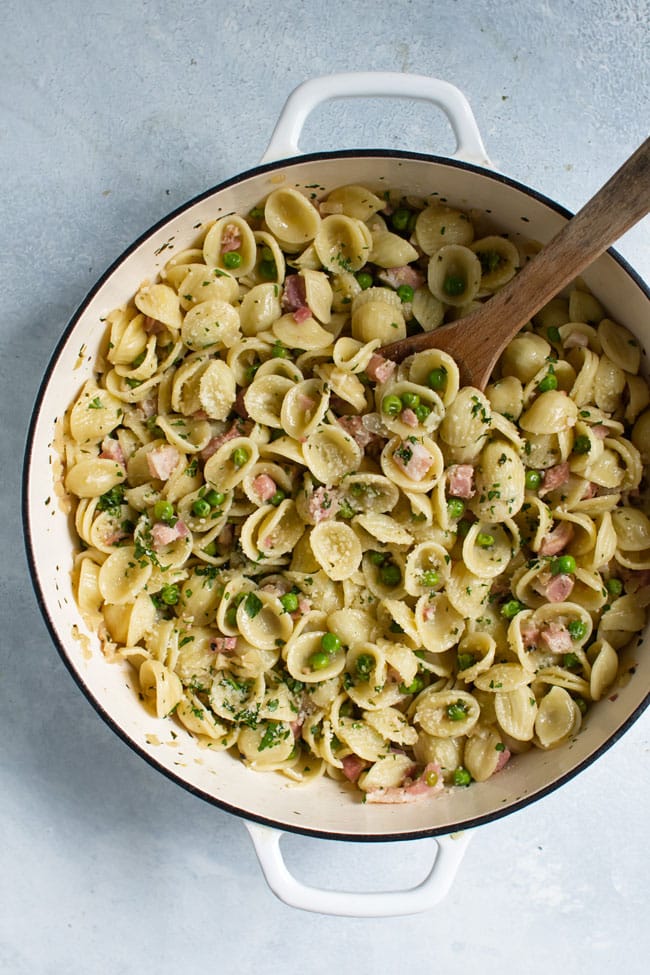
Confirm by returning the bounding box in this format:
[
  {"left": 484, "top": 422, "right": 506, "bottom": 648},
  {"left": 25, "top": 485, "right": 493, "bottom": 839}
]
[
  {"left": 259, "top": 72, "right": 492, "bottom": 168},
  {"left": 244, "top": 821, "right": 472, "bottom": 917}
]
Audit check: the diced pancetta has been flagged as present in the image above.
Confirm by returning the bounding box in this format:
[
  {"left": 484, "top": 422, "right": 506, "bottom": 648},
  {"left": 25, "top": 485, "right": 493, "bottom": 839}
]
[
  {"left": 392, "top": 441, "right": 433, "bottom": 481},
  {"left": 540, "top": 620, "right": 573, "bottom": 653},
  {"left": 105, "top": 529, "right": 130, "bottom": 546},
  {"left": 307, "top": 486, "right": 340, "bottom": 523},
  {"left": 582, "top": 481, "right": 598, "bottom": 499},
  {"left": 422, "top": 603, "right": 436, "bottom": 621},
  {"left": 152, "top": 519, "right": 189, "bottom": 549},
  {"left": 341, "top": 754, "right": 368, "bottom": 783},
  {"left": 400, "top": 407, "right": 419, "bottom": 428},
  {"left": 253, "top": 473, "right": 277, "bottom": 502},
  {"left": 200, "top": 420, "right": 252, "bottom": 460},
  {"left": 337, "top": 415, "right": 380, "bottom": 450},
  {"left": 544, "top": 573, "right": 575, "bottom": 603},
  {"left": 146, "top": 444, "right": 180, "bottom": 480},
  {"left": 366, "top": 353, "right": 396, "bottom": 384},
  {"left": 297, "top": 393, "right": 316, "bottom": 412},
  {"left": 520, "top": 620, "right": 541, "bottom": 649},
  {"left": 143, "top": 316, "right": 165, "bottom": 335},
  {"left": 365, "top": 763, "right": 443, "bottom": 804},
  {"left": 294, "top": 596, "right": 312, "bottom": 618},
  {"left": 210, "top": 635, "right": 238, "bottom": 653},
  {"left": 494, "top": 748, "right": 511, "bottom": 773},
  {"left": 281, "top": 274, "right": 307, "bottom": 312},
  {"left": 220, "top": 223, "right": 242, "bottom": 253},
  {"left": 447, "top": 464, "right": 475, "bottom": 499},
  {"left": 538, "top": 520, "right": 574, "bottom": 556},
  {"left": 539, "top": 462, "right": 570, "bottom": 496},
  {"left": 592, "top": 424, "right": 609, "bottom": 439},
  {"left": 376, "top": 265, "right": 425, "bottom": 290},
  {"left": 293, "top": 305, "right": 312, "bottom": 323},
  {"left": 233, "top": 388, "right": 249, "bottom": 419},
  {"left": 99, "top": 436, "right": 126, "bottom": 468}
]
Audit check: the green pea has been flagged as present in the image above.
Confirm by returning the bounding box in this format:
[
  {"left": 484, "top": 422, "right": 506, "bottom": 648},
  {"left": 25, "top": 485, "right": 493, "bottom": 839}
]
[
  {"left": 399, "top": 676, "right": 424, "bottom": 694},
  {"left": 248, "top": 206, "right": 264, "bottom": 220},
  {"left": 368, "top": 551, "right": 386, "bottom": 566},
  {"left": 153, "top": 500, "right": 174, "bottom": 523},
  {"left": 203, "top": 541, "right": 217, "bottom": 556},
  {"left": 308, "top": 650, "right": 331, "bottom": 671},
  {"left": 420, "top": 570, "right": 439, "bottom": 587},
  {"left": 160, "top": 584, "right": 179, "bottom": 606},
  {"left": 204, "top": 489, "right": 225, "bottom": 508},
  {"left": 379, "top": 563, "right": 401, "bottom": 587},
  {"left": 427, "top": 366, "right": 448, "bottom": 391},
  {"left": 231, "top": 447, "right": 249, "bottom": 469},
  {"left": 453, "top": 767, "right": 472, "bottom": 787},
  {"left": 192, "top": 498, "right": 211, "bottom": 518},
  {"left": 476, "top": 532, "right": 495, "bottom": 548},
  {"left": 401, "top": 391, "right": 420, "bottom": 409},
  {"left": 356, "top": 271, "right": 373, "bottom": 290},
  {"left": 425, "top": 768, "right": 439, "bottom": 787},
  {"left": 457, "top": 652, "right": 476, "bottom": 671},
  {"left": 446, "top": 701, "right": 469, "bottom": 721},
  {"left": 563, "top": 652, "right": 581, "bottom": 669},
  {"left": 391, "top": 208, "right": 411, "bottom": 231},
  {"left": 280, "top": 592, "right": 299, "bottom": 613},
  {"left": 396, "top": 284, "right": 414, "bottom": 303},
  {"left": 538, "top": 373, "right": 558, "bottom": 392},
  {"left": 414, "top": 403, "right": 431, "bottom": 423},
  {"left": 270, "top": 489, "right": 285, "bottom": 506},
  {"left": 381, "top": 394, "right": 403, "bottom": 416},
  {"left": 271, "top": 341, "right": 289, "bottom": 358},
  {"left": 567, "top": 619, "right": 587, "bottom": 640},
  {"left": 547, "top": 326, "right": 561, "bottom": 343},
  {"left": 355, "top": 653, "right": 374, "bottom": 679},
  {"left": 574, "top": 697, "right": 588, "bottom": 715},
  {"left": 321, "top": 632, "right": 341, "bottom": 654},
  {"left": 258, "top": 259, "right": 276, "bottom": 280},
  {"left": 606, "top": 578, "right": 623, "bottom": 596},
  {"left": 443, "top": 274, "right": 466, "bottom": 297},
  {"left": 551, "top": 554, "right": 576, "bottom": 575},
  {"left": 244, "top": 364, "right": 260, "bottom": 383},
  {"left": 525, "top": 469, "right": 542, "bottom": 490},
  {"left": 223, "top": 251, "right": 242, "bottom": 269},
  {"left": 501, "top": 599, "right": 525, "bottom": 619},
  {"left": 447, "top": 498, "right": 465, "bottom": 519},
  {"left": 572, "top": 434, "right": 591, "bottom": 455}
]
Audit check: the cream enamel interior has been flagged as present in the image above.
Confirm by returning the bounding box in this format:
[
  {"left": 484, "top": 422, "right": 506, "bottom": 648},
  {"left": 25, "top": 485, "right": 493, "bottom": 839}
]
[{"left": 25, "top": 152, "right": 650, "bottom": 839}]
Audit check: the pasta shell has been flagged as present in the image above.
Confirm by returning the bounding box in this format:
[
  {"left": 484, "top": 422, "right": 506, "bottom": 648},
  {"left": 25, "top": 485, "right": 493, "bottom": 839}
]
[{"left": 427, "top": 244, "right": 481, "bottom": 307}]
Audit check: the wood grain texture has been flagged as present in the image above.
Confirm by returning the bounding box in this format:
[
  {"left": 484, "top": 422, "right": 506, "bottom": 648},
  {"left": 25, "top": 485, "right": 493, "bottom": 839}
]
[{"left": 380, "top": 137, "right": 650, "bottom": 389}]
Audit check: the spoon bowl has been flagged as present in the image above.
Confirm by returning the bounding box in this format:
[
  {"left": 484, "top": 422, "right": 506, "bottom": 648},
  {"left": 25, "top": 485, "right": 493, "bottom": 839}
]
[{"left": 380, "top": 137, "right": 650, "bottom": 388}]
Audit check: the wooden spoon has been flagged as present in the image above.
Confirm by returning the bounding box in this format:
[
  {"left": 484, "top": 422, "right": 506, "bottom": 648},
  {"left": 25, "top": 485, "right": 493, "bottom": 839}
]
[{"left": 379, "top": 137, "right": 650, "bottom": 389}]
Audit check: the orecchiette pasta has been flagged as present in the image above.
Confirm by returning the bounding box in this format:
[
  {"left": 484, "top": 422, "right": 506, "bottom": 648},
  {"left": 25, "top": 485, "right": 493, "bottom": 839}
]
[{"left": 62, "top": 182, "right": 648, "bottom": 804}]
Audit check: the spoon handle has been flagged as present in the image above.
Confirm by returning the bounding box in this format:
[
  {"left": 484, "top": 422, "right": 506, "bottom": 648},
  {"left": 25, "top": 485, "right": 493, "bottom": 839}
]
[
  {"left": 381, "top": 137, "right": 650, "bottom": 384},
  {"left": 489, "top": 135, "right": 650, "bottom": 329}
]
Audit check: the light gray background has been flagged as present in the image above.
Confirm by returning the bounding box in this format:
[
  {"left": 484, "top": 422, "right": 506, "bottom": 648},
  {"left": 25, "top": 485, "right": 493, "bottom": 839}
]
[{"left": 2, "top": 1, "right": 649, "bottom": 972}]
